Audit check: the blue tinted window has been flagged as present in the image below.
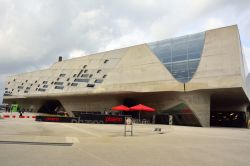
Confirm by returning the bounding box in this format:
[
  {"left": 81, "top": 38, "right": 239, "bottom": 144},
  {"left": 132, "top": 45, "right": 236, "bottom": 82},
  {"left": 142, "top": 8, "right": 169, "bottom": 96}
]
[{"left": 148, "top": 32, "right": 205, "bottom": 83}]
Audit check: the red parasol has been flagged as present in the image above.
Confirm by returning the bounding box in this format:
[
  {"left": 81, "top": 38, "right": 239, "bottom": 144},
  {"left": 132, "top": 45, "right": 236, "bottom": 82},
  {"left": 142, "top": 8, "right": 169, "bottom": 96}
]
[
  {"left": 111, "top": 105, "right": 130, "bottom": 111},
  {"left": 129, "top": 104, "right": 155, "bottom": 122},
  {"left": 129, "top": 104, "right": 155, "bottom": 112}
]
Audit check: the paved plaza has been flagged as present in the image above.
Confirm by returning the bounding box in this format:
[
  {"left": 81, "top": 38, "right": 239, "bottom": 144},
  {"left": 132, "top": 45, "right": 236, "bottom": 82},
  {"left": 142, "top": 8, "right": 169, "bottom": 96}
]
[{"left": 0, "top": 113, "right": 250, "bottom": 166}]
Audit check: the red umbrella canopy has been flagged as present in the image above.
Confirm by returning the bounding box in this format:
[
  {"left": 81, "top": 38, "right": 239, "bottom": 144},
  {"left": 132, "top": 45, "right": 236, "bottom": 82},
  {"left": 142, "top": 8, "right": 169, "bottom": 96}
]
[
  {"left": 129, "top": 104, "right": 155, "bottom": 112},
  {"left": 111, "top": 105, "right": 130, "bottom": 111}
]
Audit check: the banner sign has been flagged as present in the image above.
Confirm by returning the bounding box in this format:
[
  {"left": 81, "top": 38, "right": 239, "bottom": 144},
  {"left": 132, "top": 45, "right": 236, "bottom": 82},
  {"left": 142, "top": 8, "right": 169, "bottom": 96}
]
[{"left": 36, "top": 114, "right": 126, "bottom": 124}]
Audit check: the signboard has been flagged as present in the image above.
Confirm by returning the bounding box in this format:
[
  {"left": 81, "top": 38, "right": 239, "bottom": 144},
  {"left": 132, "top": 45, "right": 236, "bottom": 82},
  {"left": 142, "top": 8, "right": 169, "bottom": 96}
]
[
  {"left": 124, "top": 117, "right": 133, "bottom": 136},
  {"left": 125, "top": 117, "right": 132, "bottom": 125},
  {"left": 11, "top": 104, "right": 19, "bottom": 112},
  {"left": 36, "top": 114, "right": 126, "bottom": 124}
]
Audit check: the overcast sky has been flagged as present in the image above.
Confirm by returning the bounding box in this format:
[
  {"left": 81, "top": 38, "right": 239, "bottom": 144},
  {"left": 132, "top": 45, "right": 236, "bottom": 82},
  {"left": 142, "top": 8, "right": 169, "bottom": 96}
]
[{"left": 0, "top": 0, "right": 250, "bottom": 103}]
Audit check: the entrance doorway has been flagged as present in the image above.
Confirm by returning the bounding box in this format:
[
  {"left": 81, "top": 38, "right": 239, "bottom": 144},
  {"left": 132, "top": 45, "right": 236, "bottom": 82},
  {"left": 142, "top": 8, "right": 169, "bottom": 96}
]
[
  {"left": 210, "top": 92, "right": 248, "bottom": 128},
  {"left": 38, "top": 100, "right": 65, "bottom": 114}
]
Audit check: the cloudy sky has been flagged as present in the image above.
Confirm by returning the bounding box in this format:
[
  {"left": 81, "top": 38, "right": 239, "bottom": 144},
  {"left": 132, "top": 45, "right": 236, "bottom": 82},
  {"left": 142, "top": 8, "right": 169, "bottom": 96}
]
[{"left": 0, "top": 0, "right": 250, "bottom": 103}]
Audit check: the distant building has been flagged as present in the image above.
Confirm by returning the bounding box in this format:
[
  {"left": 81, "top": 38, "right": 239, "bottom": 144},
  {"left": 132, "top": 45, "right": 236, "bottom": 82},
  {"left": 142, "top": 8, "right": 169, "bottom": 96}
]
[{"left": 3, "top": 25, "right": 250, "bottom": 127}]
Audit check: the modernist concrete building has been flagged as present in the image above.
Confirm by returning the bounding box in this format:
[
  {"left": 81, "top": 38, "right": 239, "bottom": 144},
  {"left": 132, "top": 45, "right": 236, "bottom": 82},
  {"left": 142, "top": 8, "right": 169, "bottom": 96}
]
[{"left": 3, "top": 25, "right": 250, "bottom": 127}]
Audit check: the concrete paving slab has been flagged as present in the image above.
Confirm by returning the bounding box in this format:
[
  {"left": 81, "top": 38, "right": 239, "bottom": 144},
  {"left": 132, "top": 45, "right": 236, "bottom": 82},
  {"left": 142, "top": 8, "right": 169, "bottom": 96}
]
[{"left": 0, "top": 118, "right": 250, "bottom": 166}]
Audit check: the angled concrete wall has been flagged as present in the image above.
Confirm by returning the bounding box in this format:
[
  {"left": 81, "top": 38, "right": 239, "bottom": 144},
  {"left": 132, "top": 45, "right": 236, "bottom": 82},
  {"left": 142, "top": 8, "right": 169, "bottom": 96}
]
[{"left": 187, "top": 25, "right": 243, "bottom": 91}]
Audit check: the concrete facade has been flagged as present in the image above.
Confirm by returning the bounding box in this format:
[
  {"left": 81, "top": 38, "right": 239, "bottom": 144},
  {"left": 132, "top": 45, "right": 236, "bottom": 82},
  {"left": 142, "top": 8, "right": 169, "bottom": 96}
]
[{"left": 3, "top": 25, "right": 250, "bottom": 127}]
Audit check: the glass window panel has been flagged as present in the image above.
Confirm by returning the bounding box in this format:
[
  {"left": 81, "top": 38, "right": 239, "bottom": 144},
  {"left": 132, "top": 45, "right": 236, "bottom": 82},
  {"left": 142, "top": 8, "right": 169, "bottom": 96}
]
[
  {"left": 176, "top": 77, "right": 189, "bottom": 83},
  {"left": 162, "top": 57, "right": 171, "bottom": 63},
  {"left": 188, "top": 32, "right": 205, "bottom": 41},
  {"left": 172, "top": 43, "right": 187, "bottom": 56},
  {"left": 189, "top": 60, "right": 199, "bottom": 69},
  {"left": 174, "top": 72, "right": 188, "bottom": 78},
  {"left": 188, "top": 42, "right": 203, "bottom": 53},
  {"left": 74, "top": 78, "right": 89, "bottom": 82},
  {"left": 188, "top": 52, "right": 201, "bottom": 59},
  {"left": 55, "top": 86, "right": 64, "bottom": 90},
  {"left": 148, "top": 31, "right": 205, "bottom": 83},
  {"left": 171, "top": 36, "right": 187, "bottom": 45},
  {"left": 172, "top": 62, "right": 188, "bottom": 71},
  {"left": 94, "top": 79, "right": 103, "bottom": 83},
  {"left": 54, "top": 82, "right": 63, "bottom": 85},
  {"left": 87, "top": 84, "right": 95, "bottom": 88},
  {"left": 71, "top": 83, "right": 78, "bottom": 86},
  {"left": 172, "top": 54, "right": 187, "bottom": 62}
]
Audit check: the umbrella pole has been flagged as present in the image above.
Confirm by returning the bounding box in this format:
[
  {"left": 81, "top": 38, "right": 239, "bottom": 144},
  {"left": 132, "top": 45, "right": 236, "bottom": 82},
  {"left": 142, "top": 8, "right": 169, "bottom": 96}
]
[{"left": 139, "top": 111, "right": 141, "bottom": 123}]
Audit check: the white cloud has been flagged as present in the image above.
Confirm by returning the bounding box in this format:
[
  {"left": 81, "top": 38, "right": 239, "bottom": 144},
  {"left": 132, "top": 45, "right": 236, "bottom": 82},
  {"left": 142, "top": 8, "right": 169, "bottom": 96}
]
[
  {"left": 99, "top": 29, "right": 151, "bottom": 52},
  {"left": 68, "top": 49, "right": 87, "bottom": 59},
  {"left": 202, "top": 18, "right": 225, "bottom": 30}
]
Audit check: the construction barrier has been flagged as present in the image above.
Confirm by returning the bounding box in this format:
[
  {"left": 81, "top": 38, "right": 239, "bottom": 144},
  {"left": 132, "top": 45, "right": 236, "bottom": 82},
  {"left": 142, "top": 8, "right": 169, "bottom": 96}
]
[
  {"left": 1, "top": 115, "right": 36, "bottom": 119},
  {"left": 36, "top": 114, "right": 127, "bottom": 124}
]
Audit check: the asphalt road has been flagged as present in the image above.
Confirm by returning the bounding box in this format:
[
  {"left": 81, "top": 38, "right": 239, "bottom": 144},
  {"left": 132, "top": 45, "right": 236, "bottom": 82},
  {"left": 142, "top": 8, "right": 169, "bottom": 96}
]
[{"left": 0, "top": 114, "right": 250, "bottom": 166}]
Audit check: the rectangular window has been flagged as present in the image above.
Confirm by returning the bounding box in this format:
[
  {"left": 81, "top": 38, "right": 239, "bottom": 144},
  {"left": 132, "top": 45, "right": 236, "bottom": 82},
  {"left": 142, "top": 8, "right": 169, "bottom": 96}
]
[
  {"left": 55, "top": 86, "right": 64, "bottom": 90},
  {"left": 86, "top": 84, "right": 95, "bottom": 88},
  {"left": 83, "top": 65, "right": 87, "bottom": 69},
  {"left": 38, "top": 88, "right": 46, "bottom": 92},
  {"left": 18, "top": 86, "right": 23, "bottom": 89},
  {"left": 81, "top": 74, "right": 89, "bottom": 78},
  {"left": 94, "top": 79, "right": 103, "bottom": 83},
  {"left": 104, "top": 59, "right": 109, "bottom": 63},
  {"left": 103, "top": 75, "right": 107, "bottom": 78},
  {"left": 74, "top": 78, "right": 89, "bottom": 83},
  {"left": 84, "top": 70, "right": 88, "bottom": 73},
  {"left": 42, "top": 81, "right": 48, "bottom": 84},
  {"left": 24, "top": 90, "right": 29, "bottom": 93},
  {"left": 59, "top": 74, "right": 66, "bottom": 77},
  {"left": 26, "top": 87, "right": 30, "bottom": 90},
  {"left": 97, "top": 69, "right": 101, "bottom": 73},
  {"left": 54, "top": 82, "right": 63, "bottom": 85},
  {"left": 71, "top": 83, "right": 78, "bottom": 86},
  {"left": 43, "top": 85, "right": 48, "bottom": 88}
]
